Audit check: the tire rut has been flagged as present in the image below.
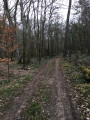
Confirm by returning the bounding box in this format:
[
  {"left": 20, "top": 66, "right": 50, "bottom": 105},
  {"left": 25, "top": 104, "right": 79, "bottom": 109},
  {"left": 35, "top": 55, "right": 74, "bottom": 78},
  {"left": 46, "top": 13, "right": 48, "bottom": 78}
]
[
  {"left": 55, "top": 58, "right": 80, "bottom": 120},
  {"left": 0, "top": 60, "right": 53, "bottom": 120}
]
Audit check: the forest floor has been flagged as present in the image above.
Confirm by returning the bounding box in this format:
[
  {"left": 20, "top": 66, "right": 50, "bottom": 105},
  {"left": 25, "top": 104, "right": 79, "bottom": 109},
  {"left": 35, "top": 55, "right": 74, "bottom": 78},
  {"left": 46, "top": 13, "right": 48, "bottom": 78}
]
[
  {"left": 0, "top": 57, "right": 80, "bottom": 120},
  {"left": 62, "top": 55, "right": 90, "bottom": 120}
]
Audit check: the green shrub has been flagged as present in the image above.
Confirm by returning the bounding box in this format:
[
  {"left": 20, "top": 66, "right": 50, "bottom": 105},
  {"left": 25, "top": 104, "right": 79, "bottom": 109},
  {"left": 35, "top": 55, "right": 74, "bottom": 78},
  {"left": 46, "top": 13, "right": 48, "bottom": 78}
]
[{"left": 80, "top": 66, "right": 90, "bottom": 81}]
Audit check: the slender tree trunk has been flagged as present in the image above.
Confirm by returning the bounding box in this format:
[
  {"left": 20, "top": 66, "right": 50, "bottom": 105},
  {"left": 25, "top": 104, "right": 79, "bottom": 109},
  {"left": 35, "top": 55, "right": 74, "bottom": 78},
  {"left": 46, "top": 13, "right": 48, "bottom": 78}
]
[
  {"left": 37, "top": 0, "right": 41, "bottom": 63},
  {"left": 7, "top": 58, "right": 9, "bottom": 80},
  {"left": 20, "top": 0, "right": 26, "bottom": 68},
  {"left": 14, "top": 0, "right": 20, "bottom": 63},
  {"left": 63, "top": 0, "right": 72, "bottom": 57},
  {"left": 0, "top": 49, "right": 5, "bottom": 58},
  {"left": 23, "top": 28, "right": 26, "bottom": 68}
]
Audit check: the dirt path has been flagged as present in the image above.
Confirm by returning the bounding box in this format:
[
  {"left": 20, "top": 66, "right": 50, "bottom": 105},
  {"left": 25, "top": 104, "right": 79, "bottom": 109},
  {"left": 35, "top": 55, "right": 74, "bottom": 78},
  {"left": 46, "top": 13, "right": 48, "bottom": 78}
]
[
  {"left": 39, "top": 58, "right": 80, "bottom": 120},
  {"left": 0, "top": 58, "right": 80, "bottom": 120}
]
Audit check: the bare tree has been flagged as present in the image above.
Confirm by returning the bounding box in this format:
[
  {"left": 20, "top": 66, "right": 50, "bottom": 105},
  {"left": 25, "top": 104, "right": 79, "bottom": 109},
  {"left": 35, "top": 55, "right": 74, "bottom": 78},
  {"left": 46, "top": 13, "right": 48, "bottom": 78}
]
[
  {"left": 63, "top": 0, "right": 72, "bottom": 57},
  {"left": 20, "top": 0, "right": 27, "bottom": 68}
]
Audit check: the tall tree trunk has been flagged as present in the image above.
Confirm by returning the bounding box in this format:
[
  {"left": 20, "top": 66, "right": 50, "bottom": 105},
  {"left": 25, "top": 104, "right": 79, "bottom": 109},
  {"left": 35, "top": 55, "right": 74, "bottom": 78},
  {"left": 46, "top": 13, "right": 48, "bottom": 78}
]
[
  {"left": 20, "top": 0, "right": 26, "bottom": 68},
  {"left": 63, "top": 0, "right": 72, "bottom": 57},
  {"left": 14, "top": 0, "right": 20, "bottom": 63},
  {"left": 0, "top": 49, "right": 5, "bottom": 58},
  {"left": 37, "top": 0, "right": 41, "bottom": 63}
]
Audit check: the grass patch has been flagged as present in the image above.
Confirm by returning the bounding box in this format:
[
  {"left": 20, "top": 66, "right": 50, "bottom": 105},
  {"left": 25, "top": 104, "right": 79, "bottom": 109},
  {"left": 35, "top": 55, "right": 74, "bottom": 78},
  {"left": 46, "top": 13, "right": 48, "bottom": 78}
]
[
  {"left": 23, "top": 83, "right": 51, "bottom": 120},
  {"left": 45, "top": 61, "right": 55, "bottom": 75},
  {"left": 0, "top": 74, "right": 32, "bottom": 114},
  {"left": 25, "top": 102, "right": 46, "bottom": 120},
  {"left": 0, "top": 80, "right": 10, "bottom": 86}
]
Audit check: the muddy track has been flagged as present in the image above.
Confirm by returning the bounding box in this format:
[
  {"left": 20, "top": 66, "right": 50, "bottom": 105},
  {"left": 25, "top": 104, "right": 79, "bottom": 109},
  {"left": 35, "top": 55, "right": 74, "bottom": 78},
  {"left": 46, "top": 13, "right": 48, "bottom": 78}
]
[
  {"left": 41, "top": 58, "right": 80, "bottom": 120},
  {"left": 0, "top": 60, "right": 53, "bottom": 120},
  {"left": 0, "top": 58, "right": 80, "bottom": 120},
  {"left": 55, "top": 58, "right": 80, "bottom": 120}
]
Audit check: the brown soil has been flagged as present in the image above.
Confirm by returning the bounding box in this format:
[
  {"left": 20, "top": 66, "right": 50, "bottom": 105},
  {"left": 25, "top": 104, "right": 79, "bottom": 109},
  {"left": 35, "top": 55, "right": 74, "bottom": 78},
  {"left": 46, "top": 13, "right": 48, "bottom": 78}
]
[{"left": 0, "top": 58, "right": 80, "bottom": 120}]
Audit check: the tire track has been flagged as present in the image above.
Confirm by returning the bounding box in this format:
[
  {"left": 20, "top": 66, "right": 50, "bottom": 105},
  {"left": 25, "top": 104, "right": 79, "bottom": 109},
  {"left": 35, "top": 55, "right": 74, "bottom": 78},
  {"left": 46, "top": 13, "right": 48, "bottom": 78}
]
[
  {"left": 55, "top": 58, "right": 80, "bottom": 120},
  {"left": 0, "top": 60, "right": 53, "bottom": 120}
]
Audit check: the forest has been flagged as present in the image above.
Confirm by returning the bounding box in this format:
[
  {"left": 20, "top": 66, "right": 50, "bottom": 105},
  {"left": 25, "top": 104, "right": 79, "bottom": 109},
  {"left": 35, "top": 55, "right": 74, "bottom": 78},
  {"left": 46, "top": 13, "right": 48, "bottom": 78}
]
[{"left": 0, "top": 0, "right": 90, "bottom": 120}]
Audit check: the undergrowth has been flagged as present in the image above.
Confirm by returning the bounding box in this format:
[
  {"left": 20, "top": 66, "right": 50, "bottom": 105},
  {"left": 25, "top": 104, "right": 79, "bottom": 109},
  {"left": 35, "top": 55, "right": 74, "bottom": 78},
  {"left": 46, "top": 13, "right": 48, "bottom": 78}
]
[{"left": 62, "top": 55, "right": 90, "bottom": 120}]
